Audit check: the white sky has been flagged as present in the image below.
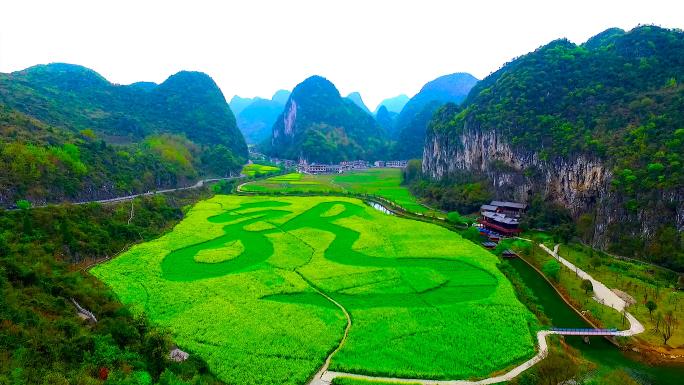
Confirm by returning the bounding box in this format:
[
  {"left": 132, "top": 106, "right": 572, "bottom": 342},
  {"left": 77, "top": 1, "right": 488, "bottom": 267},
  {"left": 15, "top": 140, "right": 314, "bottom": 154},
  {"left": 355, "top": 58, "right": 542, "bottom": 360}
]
[{"left": 1, "top": 0, "right": 683, "bottom": 110}]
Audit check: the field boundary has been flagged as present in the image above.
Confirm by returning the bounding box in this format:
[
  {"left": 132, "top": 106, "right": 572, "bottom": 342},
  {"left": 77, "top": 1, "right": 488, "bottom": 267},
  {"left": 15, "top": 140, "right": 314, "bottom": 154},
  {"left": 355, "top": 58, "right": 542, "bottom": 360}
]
[{"left": 298, "top": 272, "right": 353, "bottom": 385}]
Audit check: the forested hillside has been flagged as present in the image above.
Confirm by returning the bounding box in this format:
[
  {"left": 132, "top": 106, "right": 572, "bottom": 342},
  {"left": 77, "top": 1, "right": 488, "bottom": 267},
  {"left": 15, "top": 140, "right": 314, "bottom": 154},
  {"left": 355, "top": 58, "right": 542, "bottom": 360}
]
[
  {"left": 393, "top": 73, "right": 478, "bottom": 158},
  {"left": 269, "top": 76, "right": 387, "bottom": 162},
  {"left": 422, "top": 26, "right": 684, "bottom": 269},
  {"left": 0, "top": 191, "right": 225, "bottom": 384},
  {"left": 0, "top": 64, "right": 247, "bottom": 207}
]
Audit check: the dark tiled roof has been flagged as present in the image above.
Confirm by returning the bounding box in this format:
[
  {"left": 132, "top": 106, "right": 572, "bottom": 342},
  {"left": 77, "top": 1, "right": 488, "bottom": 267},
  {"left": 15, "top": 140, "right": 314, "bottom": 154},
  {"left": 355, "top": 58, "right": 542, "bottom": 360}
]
[
  {"left": 490, "top": 200, "right": 527, "bottom": 209},
  {"left": 482, "top": 211, "right": 520, "bottom": 225}
]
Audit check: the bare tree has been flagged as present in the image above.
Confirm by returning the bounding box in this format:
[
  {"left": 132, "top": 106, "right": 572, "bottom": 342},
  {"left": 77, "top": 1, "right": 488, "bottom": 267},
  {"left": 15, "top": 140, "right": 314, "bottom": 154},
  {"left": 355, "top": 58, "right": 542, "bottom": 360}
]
[
  {"left": 661, "top": 310, "right": 678, "bottom": 345},
  {"left": 654, "top": 311, "right": 663, "bottom": 333}
]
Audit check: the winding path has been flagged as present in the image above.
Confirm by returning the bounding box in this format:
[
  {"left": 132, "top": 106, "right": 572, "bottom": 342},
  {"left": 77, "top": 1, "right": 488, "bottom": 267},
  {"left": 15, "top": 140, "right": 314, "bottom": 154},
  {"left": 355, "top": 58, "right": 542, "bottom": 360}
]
[
  {"left": 539, "top": 244, "right": 645, "bottom": 337},
  {"left": 307, "top": 243, "right": 645, "bottom": 385},
  {"left": 7, "top": 176, "right": 240, "bottom": 210},
  {"left": 72, "top": 176, "right": 240, "bottom": 206}
]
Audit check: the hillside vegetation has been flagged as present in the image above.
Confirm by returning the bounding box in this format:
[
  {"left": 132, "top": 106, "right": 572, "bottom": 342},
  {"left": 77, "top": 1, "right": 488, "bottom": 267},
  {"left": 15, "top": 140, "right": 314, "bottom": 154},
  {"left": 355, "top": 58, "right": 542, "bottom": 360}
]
[
  {"left": 423, "top": 26, "right": 684, "bottom": 268},
  {"left": 0, "top": 192, "right": 224, "bottom": 384},
  {"left": 0, "top": 64, "right": 247, "bottom": 206},
  {"left": 269, "top": 76, "right": 388, "bottom": 162}
]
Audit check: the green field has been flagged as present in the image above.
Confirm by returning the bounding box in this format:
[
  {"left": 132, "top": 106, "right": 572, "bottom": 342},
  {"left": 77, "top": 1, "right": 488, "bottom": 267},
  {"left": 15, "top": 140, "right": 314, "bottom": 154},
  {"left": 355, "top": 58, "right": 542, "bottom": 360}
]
[
  {"left": 241, "top": 168, "right": 439, "bottom": 215},
  {"left": 241, "top": 163, "right": 280, "bottom": 177},
  {"left": 93, "top": 195, "right": 535, "bottom": 384}
]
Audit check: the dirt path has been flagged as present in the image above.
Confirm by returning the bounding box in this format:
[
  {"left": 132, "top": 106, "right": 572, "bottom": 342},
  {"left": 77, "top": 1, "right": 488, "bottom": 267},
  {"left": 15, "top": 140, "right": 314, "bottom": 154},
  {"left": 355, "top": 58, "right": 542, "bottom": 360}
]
[
  {"left": 307, "top": 242, "right": 645, "bottom": 385},
  {"left": 302, "top": 274, "right": 352, "bottom": 385}
]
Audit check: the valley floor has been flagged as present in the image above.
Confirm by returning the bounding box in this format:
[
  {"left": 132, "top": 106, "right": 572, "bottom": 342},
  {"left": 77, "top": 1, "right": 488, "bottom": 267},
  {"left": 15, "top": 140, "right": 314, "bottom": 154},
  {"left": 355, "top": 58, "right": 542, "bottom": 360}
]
[{"left": 92, "top": 195, "right": 536, "bottom": 384}]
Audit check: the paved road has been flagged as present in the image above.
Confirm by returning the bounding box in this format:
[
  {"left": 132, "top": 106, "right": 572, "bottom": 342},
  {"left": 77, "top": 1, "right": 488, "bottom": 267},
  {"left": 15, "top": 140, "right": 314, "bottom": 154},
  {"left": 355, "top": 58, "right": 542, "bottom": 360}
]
[
  {"left": 73, "top": 176, "right": 240, "bottom": 205},
  {"left": 308, "top": 242, "right": 645, "bottom": 385},
  {"left": 6, "top": 176, "right": 240, "bottom": 210}
]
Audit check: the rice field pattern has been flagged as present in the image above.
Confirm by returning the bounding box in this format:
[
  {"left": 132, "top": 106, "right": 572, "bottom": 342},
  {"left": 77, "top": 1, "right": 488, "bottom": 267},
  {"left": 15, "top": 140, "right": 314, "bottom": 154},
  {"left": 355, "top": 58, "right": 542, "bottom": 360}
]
[
  {"left": 93, "top": 196, "right": 535, "bottom": 384},
  {"left": 161, "top": 200, "right": 497, "bottom": 308}
]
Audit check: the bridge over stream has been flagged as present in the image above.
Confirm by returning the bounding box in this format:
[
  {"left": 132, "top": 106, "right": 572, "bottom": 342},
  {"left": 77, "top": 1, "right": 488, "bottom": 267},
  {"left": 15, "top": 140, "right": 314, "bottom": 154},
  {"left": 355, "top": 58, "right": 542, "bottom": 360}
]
[{"left": 549, "top": 327, "right": 620, "bottom": 336}]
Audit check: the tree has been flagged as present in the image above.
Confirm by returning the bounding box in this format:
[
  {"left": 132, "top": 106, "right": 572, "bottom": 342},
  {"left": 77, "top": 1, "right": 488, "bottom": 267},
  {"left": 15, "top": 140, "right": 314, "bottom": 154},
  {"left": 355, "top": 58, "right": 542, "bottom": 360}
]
[
  {"left": 402, "top": 159, "right": 422, "bottom": 184},
  {"left": 143, "top": 329, "right": 171, "bottom": 379},
  {"left": 589, "top": 255, "right": 602, "bottom": 270},
  {"left": 576, "top": 213, "right": 594, "bottom": 243},
  {"left": 645, "top": 300, "right": 657, "bottom": 320},
  {"left": 16, "top": 199, "right": 32, "bottom": 235},
  {"left": 678, "top": 275, "right": 684, "bottom": 291},
  {"left": 655, "top": 312, "right": 664, "bottom": 332},
  {"left": 542, "top": 260, "right": 561, "bottom": 281},
  {"left": 16, "top": 199, "right": 31, "bottom": 210},
  {"left": 581, "top": 279, "right": 593, "bottom": 294},
  {"left": 661, "top": 310, "right": 678, "bottom": 345},
  {"left": 447, "top": 211, "right": 469, "bottom": 226}
]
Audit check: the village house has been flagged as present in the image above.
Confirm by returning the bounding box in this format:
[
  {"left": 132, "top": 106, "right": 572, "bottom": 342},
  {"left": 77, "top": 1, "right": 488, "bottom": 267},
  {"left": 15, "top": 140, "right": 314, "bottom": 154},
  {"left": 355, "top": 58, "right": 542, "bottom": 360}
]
[
  {"left": 270, "top": 158, "right": 296, "bottom": 168},
  {"left": 478, "top": 200, "right": 527, "bottom": 236},
  {"left": 385, "top": 160, "right": 408, "bottom": 168},
  {"left": 298, "top": 161, "right": 342, "bottom": 174},
  {"left": 340, "top": 160, "right": 369, "bottom": 170}
]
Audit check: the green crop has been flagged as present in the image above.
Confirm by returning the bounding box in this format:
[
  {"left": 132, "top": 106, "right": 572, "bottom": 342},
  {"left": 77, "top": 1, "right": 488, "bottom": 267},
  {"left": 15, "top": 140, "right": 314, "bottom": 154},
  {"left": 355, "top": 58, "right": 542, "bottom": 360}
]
[
  {"left": 241, "top": 168, "right": 439, "bottom": 215},
  {"left": 242, "top": 163, "right": 280, "bottom": 177},
  {"left": 93, "top": 196, "right": 535, "bottom": 384}
]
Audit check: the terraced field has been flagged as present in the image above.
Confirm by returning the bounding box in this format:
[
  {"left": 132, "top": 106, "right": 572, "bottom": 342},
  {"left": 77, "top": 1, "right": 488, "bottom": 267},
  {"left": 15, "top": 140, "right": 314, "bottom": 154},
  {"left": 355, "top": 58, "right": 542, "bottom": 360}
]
[
  {"left": 92, "top": 196, "right": 536, "bottom": 385},
  {"left": 240, "top": 168, "right": 437, "bottom": 215}
]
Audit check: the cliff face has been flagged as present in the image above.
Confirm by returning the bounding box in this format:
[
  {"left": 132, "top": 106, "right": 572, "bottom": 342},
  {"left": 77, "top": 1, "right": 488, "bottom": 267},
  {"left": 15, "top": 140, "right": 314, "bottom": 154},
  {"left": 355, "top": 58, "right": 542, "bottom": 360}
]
[{"left": 423, "top": 121, "right": 684, "bottom": 248}]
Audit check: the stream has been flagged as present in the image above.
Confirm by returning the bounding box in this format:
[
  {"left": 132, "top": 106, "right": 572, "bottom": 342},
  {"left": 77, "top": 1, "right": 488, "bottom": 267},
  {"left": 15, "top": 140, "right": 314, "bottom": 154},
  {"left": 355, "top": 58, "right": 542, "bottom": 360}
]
[
  {"left": 367, "top": 201, "right": 394, "bottom": 215},
  {"left": 508, "top": 258, "right": 683, "bottom": 384}
]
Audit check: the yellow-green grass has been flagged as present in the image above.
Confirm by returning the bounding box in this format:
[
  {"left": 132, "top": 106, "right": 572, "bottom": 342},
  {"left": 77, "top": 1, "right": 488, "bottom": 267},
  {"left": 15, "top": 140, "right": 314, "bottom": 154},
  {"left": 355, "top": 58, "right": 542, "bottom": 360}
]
[
  {"left": 241, "top": 168, "right": 440, "bottom": 216},
  {"left": 557, "top": 243, "right": 684, "bottom": 348},
  {"left": 92, "top": 195, "right": 536, "bottom": 384},
  {"left": 242, "top": 163, "right": 280, "bottom": 177}
]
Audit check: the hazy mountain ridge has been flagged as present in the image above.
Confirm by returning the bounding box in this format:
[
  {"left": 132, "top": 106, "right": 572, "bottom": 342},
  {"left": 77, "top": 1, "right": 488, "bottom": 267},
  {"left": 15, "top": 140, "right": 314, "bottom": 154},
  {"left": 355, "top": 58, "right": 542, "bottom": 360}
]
[
  {"left": 374, "top": 94, "right": 410, "bottom": 115},
  {"left": 393, "top": 72, "right": 478, "bottom": 158},
  {"left": 345, "top": 92, "right": 372, "bottom": 114}
]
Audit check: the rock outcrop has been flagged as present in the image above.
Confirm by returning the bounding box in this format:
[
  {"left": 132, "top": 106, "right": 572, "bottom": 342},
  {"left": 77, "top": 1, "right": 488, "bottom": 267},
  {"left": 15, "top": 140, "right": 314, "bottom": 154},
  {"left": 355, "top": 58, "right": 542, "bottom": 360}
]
[{"left": 423, "top": 120, "right": 684, "bottom": 249}]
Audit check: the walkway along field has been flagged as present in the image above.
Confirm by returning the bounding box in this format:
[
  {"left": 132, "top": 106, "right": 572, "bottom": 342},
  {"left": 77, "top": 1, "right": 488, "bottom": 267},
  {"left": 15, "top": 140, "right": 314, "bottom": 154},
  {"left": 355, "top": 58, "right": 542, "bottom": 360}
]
[{"left": 308, "top": 236, "right": 645, "bottom": 385}]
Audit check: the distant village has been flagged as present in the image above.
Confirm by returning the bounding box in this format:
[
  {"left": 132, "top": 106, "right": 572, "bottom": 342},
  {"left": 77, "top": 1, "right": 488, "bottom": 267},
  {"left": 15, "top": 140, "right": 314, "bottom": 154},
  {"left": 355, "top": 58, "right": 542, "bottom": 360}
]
[{"left": 268, "top": 158, "right": 408, "bottom": 174}]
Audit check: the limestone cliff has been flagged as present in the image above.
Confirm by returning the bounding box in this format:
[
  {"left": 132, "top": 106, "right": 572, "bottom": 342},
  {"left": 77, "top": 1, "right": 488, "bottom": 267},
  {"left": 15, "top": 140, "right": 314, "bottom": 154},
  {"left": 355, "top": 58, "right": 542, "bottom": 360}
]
[{"left": 423, "top": 119, "right": 684, "bottom": 250}]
